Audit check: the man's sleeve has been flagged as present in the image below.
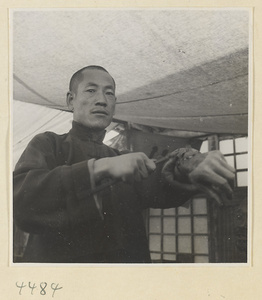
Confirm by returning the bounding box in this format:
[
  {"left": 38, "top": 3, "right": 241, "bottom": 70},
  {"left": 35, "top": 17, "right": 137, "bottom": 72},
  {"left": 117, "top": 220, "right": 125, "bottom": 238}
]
[{"left": 13, "top": 133, "right": 102, "bottom": 234}]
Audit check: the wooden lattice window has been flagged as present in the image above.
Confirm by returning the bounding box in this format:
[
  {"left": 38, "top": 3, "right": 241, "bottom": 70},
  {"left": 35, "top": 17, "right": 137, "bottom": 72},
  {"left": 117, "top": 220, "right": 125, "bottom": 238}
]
[{"left": 147, "top": 135, "right": 248, "bottom": 263}]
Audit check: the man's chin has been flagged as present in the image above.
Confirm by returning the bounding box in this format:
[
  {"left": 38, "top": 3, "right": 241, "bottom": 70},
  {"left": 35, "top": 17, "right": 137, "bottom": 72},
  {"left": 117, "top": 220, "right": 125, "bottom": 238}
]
[{"left": 81, "top": 120, "right": 111, "bottom": 131}]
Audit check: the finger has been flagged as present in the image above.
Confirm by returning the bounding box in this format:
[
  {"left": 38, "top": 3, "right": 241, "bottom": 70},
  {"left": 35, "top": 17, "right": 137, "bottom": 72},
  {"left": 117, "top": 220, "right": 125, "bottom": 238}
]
[
  {"left": 208, "top": 151, "right": 236, "bottom": 173},
  {"left": 144, "top": 157, "right": 156, "bottom": 173},
  {"left": 219, "top": 159, "right": 236, "bottom": 173},
  {"left": 211, "top": 184, "right": 234, "bottom": 200},
  {"left": 209, "top": 161, "right": 235, "bottom": 181},
  {"left": 137, "top": 160, "right": 149, "bottom": 179},
  {"left": 134, "top": 169, "right": 143, "bottom": 182},
  {"left": 196, "top": 183, "right": 223, "bottom": 206},
  {"left": 204, "top": 160, "right": 236, "bottom": 191},
  {"left": 190, "top": 169, "right": 233, "bottom": 197}
]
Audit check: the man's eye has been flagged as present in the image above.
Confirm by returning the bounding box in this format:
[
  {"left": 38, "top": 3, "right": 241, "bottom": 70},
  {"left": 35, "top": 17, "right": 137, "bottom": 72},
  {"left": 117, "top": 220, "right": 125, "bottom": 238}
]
[
  {"left": 86, "top": 89, "right": 96, "bottom": 93},
  {"left": 106, "top": 91, "right": 115, "bottom": 96}
]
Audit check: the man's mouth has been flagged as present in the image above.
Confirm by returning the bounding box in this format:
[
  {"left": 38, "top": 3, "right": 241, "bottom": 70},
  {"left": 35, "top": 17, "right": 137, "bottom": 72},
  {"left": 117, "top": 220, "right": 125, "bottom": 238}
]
[{"left": 91, "top": 109, "right": 109, "bottom": 116}]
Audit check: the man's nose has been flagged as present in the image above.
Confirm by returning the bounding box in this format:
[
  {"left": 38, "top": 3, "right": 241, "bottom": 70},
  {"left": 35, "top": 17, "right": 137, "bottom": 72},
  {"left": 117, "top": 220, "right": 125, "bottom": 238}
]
[{"left": 95, "top": 90, "right": 107, "bottom": 106}]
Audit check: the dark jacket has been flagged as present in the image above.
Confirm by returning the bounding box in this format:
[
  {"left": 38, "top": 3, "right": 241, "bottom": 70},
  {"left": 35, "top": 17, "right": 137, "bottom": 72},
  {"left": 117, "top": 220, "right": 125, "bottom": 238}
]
[{"left": 13, "top": 121, "right": 193, "bottom": 263}]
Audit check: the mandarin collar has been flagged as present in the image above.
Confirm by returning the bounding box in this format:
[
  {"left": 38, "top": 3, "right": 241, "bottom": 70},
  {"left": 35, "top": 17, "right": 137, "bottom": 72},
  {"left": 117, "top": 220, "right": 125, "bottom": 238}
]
[{"left": 69, "top": 121, "right": 106, "bottom": 143}]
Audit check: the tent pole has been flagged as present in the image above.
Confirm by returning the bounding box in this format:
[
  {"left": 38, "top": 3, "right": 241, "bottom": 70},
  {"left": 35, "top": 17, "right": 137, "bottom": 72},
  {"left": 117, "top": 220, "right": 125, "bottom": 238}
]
[
  {"left": 208, "top": 135, "right": 219, "bottom": 151},
  {"left": 125, "top": 122, "right": 133, "bottom": 151}
]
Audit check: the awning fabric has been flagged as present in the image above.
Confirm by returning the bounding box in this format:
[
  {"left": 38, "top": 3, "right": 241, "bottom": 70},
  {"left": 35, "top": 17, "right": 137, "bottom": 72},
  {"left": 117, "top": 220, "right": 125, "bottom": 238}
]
[
  {"left": 12, "top": 9, "right": 250, "bottom": 138},
  {"left": 12, "top": 100, "right": 117, "bottom": 166}
]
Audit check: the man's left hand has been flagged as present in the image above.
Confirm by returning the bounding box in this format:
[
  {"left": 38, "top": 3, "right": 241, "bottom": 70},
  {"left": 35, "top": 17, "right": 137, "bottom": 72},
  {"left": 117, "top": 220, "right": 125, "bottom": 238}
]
[
  {"left": 162, "top": 149, "right": 236, "bottom": 206},
  {"left": 188, "top": 150, "right": 236, "bottom": 205}
]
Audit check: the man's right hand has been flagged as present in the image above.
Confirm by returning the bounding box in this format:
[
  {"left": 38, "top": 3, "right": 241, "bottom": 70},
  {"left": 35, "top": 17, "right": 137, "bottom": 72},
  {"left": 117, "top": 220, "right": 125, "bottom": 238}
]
[{"left": 93, "top": 152, "right": 156, "bottom": 184}]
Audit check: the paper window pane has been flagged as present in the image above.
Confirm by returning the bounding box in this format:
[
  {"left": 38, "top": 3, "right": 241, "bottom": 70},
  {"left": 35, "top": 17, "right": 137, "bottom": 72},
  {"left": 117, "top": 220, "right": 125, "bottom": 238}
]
[
  {"left": 225, "top": 155, "right": 235, "bottom": 168},
  {"left": 193, "top": 198, "right": 207, "bottom": 214},
  {"left": 194, "top": 217, "right": 208, "bottom": 234},
  {"left": 235, "top": 137, "right": 248, "bottom": 152},
  {"left": 150, "top": 253, "right": 161, "bottom": 260},
  {"left": 200, "top": 140, "right": 208, "bottom": 153},
  {"left": 219, "top": 139, "right": 233, "bottom": 154},
  {"left": 163, "top": 236, "right": 176, "bottom": 252},
  {"left": 163, "top": 208, "right": 176, "bottom": 216},
  {"left": 177, "top": 205, "right": 191, "bottom": 215},
  {"left": 150, "top": 208, "right": 161, "bottom": 216},
  {"left": 163, "top": 254, "right": 177, "bottom": 261},
  {"left": 194, "top": 236, "right": 209, "bottom": 254},
  {"left": 149, "top": 235, "right": 161, "bottom": 252},
  {"left": 178, "top": 217, "right": 191, "bottom": 234},
  {"left": 236, "top": 154, "right": 248, "bottom": 170},
  {"left": 178, "top": 236, "right": 191, "bottom": 253},
  {"left": 149, "top": 218, "right": 161, "bottom": 233},
  {"left": 237, "top": 172, "right": 248, "bottom": 187},
  {"left": 163, "top": 218, "right": 176, "bottom": 234},
  {"left": 194, "top": 256, "right": 209, "bottom": 263}
]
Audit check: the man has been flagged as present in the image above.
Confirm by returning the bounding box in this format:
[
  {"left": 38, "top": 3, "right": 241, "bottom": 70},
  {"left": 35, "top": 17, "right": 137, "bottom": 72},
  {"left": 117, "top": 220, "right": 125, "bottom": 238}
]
[{"left": 13, "top": 66, "right": 235, "bottom": 263}]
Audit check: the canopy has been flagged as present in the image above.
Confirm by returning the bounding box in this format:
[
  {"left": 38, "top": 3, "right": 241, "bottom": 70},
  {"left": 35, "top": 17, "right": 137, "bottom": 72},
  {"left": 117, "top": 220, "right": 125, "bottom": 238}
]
[
  {"left": 12, "top": 9, "right": 249, "bottom": 138},
  {"left": 12, "top": 100, "right": 119, "bottom": 166}
]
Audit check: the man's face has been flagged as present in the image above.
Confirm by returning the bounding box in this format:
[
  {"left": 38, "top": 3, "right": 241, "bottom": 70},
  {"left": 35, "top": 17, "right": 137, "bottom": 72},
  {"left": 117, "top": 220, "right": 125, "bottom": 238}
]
[{"left": 68, "top": 69, "right": 116, "bottom": 130}]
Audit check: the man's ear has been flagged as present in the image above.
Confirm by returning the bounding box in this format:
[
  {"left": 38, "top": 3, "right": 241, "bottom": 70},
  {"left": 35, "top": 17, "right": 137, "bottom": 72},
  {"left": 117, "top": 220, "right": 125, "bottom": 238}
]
[{"left": 66, "top": 91, "right": 74, "bottom": 111}]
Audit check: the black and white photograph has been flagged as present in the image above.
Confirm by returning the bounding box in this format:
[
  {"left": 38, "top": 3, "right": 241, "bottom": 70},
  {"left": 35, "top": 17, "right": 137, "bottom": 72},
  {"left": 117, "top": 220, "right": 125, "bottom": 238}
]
[{"left": 12, "top": 8, "right": 250, "bottom": 264}]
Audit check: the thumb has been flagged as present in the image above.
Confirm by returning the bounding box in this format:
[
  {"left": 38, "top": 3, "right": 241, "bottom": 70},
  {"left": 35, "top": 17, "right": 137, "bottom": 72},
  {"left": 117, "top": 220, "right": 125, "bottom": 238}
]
[{"left": 144, "top": 157, "right": 156, "bottom": 173}]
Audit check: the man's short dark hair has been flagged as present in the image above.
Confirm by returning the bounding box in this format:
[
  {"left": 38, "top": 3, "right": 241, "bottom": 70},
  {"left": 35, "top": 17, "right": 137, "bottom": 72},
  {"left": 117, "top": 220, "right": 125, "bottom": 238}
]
[{"left": 69, "top": 65, "right": 116, "bottom": 92}]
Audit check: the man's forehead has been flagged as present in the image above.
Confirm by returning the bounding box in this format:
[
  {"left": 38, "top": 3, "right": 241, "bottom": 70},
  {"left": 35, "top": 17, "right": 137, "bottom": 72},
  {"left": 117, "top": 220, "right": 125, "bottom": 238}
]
[{"left": 81, "top": 69, "right": 115, "bottom": 86}]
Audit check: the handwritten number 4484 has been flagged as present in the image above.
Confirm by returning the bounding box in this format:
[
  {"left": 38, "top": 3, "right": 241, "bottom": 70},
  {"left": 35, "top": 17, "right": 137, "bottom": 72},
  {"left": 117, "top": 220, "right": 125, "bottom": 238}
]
[{"left": 16, "top": 282, "right": 62, "bottom": 297}]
